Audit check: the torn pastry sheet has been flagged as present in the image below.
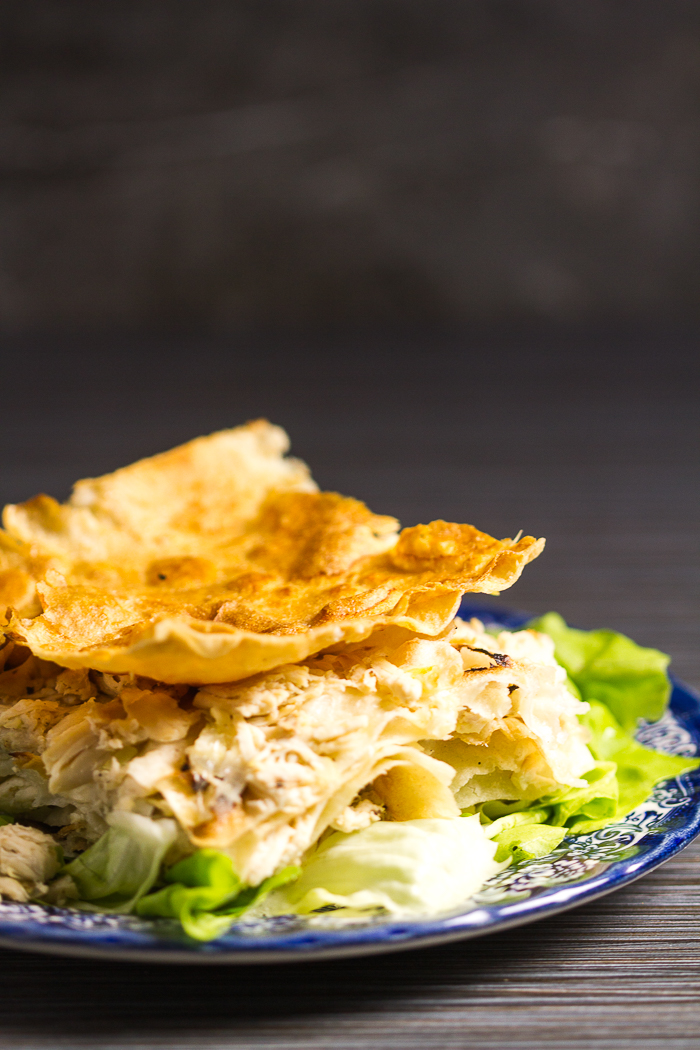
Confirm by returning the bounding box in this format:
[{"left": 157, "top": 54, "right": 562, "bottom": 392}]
[
  {"left": 0, "top": 620, "right": 593, "bottom": 887},
  {"left": 2, "top": 421, "right": 544, "bottom": 683}
]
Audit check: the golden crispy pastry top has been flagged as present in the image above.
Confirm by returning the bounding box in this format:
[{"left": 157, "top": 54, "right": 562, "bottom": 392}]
[{"left": 0, "top": 421, "right": 544, "bottom": 683}]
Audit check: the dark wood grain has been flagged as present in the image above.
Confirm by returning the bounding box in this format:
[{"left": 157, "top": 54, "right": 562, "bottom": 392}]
[{"left": 0, "top": 334, "right": 697, "bottom": 1049}]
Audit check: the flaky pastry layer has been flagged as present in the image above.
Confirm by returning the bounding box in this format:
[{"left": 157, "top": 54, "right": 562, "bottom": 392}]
[{"left": 1, "top": 422, "right": 544, "bottom": 683}]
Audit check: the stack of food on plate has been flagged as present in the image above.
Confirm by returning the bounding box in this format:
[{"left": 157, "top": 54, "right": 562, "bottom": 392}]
[{"left": 0, "top": 421, "right": 691, "bottom": 939}]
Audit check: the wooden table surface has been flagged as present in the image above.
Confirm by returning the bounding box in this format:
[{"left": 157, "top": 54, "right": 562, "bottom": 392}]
[{"left": 0, "top": 334, "right": 698, "bottom": 1049}]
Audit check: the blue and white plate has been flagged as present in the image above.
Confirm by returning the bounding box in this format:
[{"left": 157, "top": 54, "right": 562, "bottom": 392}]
[{"left": 1, "top": 603, "right": 698, "bottom": 963}]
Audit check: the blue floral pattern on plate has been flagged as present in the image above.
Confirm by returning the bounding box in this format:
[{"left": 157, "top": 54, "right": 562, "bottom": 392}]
[{"left": 0, "top": 603, "right": 698, "bottom": 963}]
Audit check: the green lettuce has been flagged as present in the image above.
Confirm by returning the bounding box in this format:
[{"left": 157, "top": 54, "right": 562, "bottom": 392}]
[
  {"left": 572, "top": 700, "right": 700, "bottom": 831},
  {"left": 479, "top": 808, "right": 566, "bottom": 862},
  {"left": 522, "top": 612, "right": 699, "bottom": 832},
  {"left": 476, "top": 761, "right": 618, "bottom": 834},
  {"left": 546, "top": 761, "right": 619, "bottom": 829},
  {"left": 478, "top": 714, "right": 698, "bottom": 841},
  {"left": 64, "top": 812, "right": 178, "bottom": 913},
  {"left": 490, "top": 823, "right": 567, "bottom": 863},
  {"left": 476, "top": 609, "right": 700, "bottom": 846},
  {"left": 477, "top": 762, "right": 619, "bottom": 831},
  {"left": 528, "top": 612, "right": 671, "bottom": 731},
  {"left": 136, "top": 849, "right": 299, "bottom": 941},
  {"left": 477, "top": 719, "right": 698, "bottom": 844}
]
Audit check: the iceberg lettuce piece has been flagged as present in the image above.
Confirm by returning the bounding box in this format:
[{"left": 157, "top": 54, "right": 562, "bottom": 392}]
[
  {"left": 136, "top": 849, "right": 299, "bottom": 941},
  {"left": 487, "top": 706, "right": 699, "bottom": 839},
  {"left": 529, "top": 612, "right": 671, "bottom": 732},
  {"left": 281, "top": 816, "right": 503, "bottom": 917},
  {"left": 64, "top": 811, "right": 178, "bottom": 913}
]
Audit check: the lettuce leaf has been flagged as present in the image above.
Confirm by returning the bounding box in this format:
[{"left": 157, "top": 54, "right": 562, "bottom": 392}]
[
  {"left": 490, "top": 823, "right": 567, "bottom": 863},
  {"left": 477, "top": 763, "right": 618, "bottom": 833},
  {"left": 477, "top": 706, "right": 698, "bottom": 840},
  {"left": 520, "top": 611, "right": 699, "bottom": 833},
  {"left": 280, "top": 816, "right": 503, "bottom": 917},
  {"left": 64, "top": 812, "right": 178, "bottom": 913},
  {"left": 478, "top": 808, "right": 566, "bottom": 862},
  {"left": 477, "top": 799, "right": 539, "bottom": 820},
  {"left": 136, "top": 849, "right": 299, "bottom": 941},
  {"left": 485, "top": 808, "right": 551, "bottom": 834},
  {"left": 570, "top": 700, "right": 700, "bottom": 832},
  {"left": 478, "top": 723, "right": 698, "bottom": 842},
  {"left": 528, "top": 611, "right": 671, "bottom": 732},
  {"left": 546, "top": 761, "right": 619, "bottom": 828}
]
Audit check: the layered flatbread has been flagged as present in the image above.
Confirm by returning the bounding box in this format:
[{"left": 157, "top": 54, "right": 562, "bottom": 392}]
[{"left": 2, "top": 421, "right": 544, "bottom": 684}]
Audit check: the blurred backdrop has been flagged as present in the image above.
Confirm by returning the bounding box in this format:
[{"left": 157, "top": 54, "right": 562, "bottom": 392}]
[
  {"left": 2, "top": 0, "right": 700, "bottom": 331},
  {"left": 0, "top": 2, "right": 698, "bottom": 686}
]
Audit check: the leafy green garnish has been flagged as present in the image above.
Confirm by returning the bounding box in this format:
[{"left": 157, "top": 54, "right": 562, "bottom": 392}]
[
  {"left": 480, "top": 807, "right": 566, "bottom": 862},
  {"left": 546, "top": 761, "right": 619, "bottom": 829},
  {"left": 136, "top": 849, "right": 299, "bottom": 941},
  {"left": 528, "top": 612, "right": 671, "bottom": 732},
  {"left": 281, "top": 817, "right": 504, "bottom": 916},
  {"left": 573, "top": 701, "right": 700, "bottom": 831},
  {"left": 491, "top": 822, "right": 567, "bottom": 863},
  {"left": 479, "top": 708, "right": 699, "bottom": 841}
]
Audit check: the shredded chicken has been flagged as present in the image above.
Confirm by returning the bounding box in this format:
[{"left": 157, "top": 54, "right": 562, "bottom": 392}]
[
  {"left": 0, "top": 824, "right": 61, "bottom": 902},
  {"left": 0, "top": 618, "right": 593, "bottom": 887}
]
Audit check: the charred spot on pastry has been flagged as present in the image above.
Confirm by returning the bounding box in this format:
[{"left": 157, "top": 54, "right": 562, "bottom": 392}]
[{"left": 146, "top": 557, "right": 216, "bottom": 588}]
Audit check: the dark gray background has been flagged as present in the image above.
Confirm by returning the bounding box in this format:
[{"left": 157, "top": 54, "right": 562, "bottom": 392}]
[{"left": 2, "top": 0, "right": 700, "bottom": 331}]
